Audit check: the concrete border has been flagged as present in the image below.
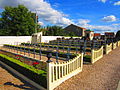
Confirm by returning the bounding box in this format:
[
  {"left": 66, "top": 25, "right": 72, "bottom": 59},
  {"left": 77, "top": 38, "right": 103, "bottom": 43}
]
[
  {"left": 0, "top": 60, "right": 46, "bottom": 90},
  {"left": 117, "top": 81, "right": 120, "bottom": 90}
]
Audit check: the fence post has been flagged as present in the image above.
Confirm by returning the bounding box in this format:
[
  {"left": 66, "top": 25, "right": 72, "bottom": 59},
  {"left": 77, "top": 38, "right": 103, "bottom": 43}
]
[
  {"left": 56, "top": 52, "right": 59, "bottom": 63},
  {"left": 46, "top": 53, "right": 52, "bottom": 90},
  {"left": 16, "top": 42, "right": 18, "bottom": 53},
  {"left": 24, "top": 43, "right": 26, "bottom": 55},
  {"left": 81, "top": 52, "right": 83, "bottom": 69},
  {"left": 47, "top": 62, "right": 52, "bottom": 90},
  {"left": 91, "top": 42, "right": 94, "bottom": 64},
  {"left": 91, "top": 49, "right": 94, "bottom": 64},
  {"left": 39, "top": 43, "right": 42, "bottom": 60}
]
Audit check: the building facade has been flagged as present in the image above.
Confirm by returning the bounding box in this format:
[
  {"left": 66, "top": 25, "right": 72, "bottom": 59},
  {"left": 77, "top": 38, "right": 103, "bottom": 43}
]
[{"left": 64, "top": 24, "right": 86, "bottom": 37}]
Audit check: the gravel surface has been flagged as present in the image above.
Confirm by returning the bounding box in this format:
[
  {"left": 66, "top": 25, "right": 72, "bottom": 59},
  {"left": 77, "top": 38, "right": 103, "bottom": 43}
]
[
  {"left": 0, "top": 65, "right": 36, "bottom": 90},
  {"left": 55, "top": 47, "right": 120, "bottom": 90}
]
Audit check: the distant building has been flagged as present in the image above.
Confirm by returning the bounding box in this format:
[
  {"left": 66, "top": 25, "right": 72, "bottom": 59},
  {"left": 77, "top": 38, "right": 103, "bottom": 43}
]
[
  {"left": 105, "top": 32, "right": 115, "bottom": 39},
  {"left": 64, "top": 24, "right": 86, "bottom": 37},
  {"left": 94, "top": 33, "right": 101, "bottom": 39},
  {"left": 84, "top": 29, "right": 94, "bottom": 40}
]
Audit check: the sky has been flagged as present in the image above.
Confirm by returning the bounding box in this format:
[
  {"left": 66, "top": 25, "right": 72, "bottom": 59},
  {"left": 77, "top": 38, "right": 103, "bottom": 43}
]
[{"left": 0, "top": 0, "right": 120, "bottom": 33}]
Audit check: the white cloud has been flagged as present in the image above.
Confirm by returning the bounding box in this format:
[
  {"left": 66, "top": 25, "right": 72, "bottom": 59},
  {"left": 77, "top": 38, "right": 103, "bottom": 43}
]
[
  {"left": 77, "top": 19, "right": 90, "bottom": 26},
  {"left": 114, "top": 1, "right": 120, "bottom": 5},
  {"left": 38, "top": 21, "right": 44, "bottom": 26},
  {"left": 77, "top": 19, "right": 120, "bottom": 33},
  {"left": 112, "top": 23, "right": 120, "bottom": 26},
  {"left": 0, "top": 0, "right": 73, "bottom": 26},
  {"left": 102, "top": 15, "right": 117, "bottom": 22},
  {"left": 99, "top": 0, "right": 107, "bottom": 3}
]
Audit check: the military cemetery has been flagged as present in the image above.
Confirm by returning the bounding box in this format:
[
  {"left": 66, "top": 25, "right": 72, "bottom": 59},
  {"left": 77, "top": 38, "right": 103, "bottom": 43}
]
[{"left": 0, "top": 1, "right": 120, "bottom": 90}]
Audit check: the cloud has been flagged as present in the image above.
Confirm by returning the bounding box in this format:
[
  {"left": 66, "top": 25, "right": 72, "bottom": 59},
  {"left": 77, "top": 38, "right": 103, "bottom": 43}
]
[
  {"left": 38, "top": 21, "right": 44, "bottom": 26},
  {"left": 77, "top": 19, "right": 119, "bottom": 33},
  {"left": 114, "top": 1, "right": 120, "bottom": 5},
  {"left": 77, "top": 19, "right": 90, "bottom": 26},
  {"left": 99, "top": 0, "right": 107, "bottom": 3},
  {"left": 112, "top": 23, "right": 120, "bottom": 26},
  {"left": 0, "top": 0, "right": 73, "bottom": 26},
  {"left": 102, "top": 15, "right": 117, "bottom": 22}
]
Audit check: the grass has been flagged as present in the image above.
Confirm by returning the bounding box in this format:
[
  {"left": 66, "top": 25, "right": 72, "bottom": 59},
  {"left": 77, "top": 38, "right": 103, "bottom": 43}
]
[{"left": 0, "top": 53, "right": 47, "bottom": 88}]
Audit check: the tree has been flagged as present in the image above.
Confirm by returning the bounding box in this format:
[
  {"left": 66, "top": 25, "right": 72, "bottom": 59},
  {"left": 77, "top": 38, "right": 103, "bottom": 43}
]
[
  {"left": 115, "top": 30, "right": 120, "bottom": 40},
  {"left": 0, "top": 5, "right": 36, "bottom": 36},
  {"left": 43, "top": 25, "right": 65, "bottom": 36}
]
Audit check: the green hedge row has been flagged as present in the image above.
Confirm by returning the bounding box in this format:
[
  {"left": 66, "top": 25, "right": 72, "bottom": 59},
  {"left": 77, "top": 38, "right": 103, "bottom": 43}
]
[
  {"left": 0, "top": 53, "right": 47, "bottom": 88},
  {"left": 4, "top": 44, "right": 77, "bottom": 59},
  {"left": 21, "top": 43, "right": 91, "bottom": 52},
  {"left": 83, "top": 55, "right": 91, "bottom": 62}
]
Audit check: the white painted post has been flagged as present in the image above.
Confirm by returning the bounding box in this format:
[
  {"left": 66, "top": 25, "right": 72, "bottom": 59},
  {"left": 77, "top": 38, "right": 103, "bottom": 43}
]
[
  {"left": 47, "top": 63, "right": 52, "bottom": 90},
  {"left": 81, "top": 52, "right": 83, "bottom": 69},
  {"left": 91, "top": 49, "right": 94, "bottom": 64}
]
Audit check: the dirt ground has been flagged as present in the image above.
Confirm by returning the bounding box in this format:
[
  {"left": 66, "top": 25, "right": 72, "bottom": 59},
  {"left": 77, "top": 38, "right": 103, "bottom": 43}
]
[
  {"left": 0, "top": 64, "right": 36, "bottom": 90},
  {"left": 55, "top": 47, "right": 120, "bottom": 90}
]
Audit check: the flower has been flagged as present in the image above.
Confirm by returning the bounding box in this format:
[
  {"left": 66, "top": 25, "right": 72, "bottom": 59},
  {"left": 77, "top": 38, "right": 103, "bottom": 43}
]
[
  {"left": 32, "top": 62, "right": 39, "bottom": 65},
  {"left": 15, "top": 55, "right": 22, "bottom": 57}
]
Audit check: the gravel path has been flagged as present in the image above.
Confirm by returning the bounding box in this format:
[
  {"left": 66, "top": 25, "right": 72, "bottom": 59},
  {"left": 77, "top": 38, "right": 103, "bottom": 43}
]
[
  {"left": 0, "top": 64, "right": 36, "bottom": 90},
  {"left": 55, "top": 47, "right": 120, "bottom": 90}
]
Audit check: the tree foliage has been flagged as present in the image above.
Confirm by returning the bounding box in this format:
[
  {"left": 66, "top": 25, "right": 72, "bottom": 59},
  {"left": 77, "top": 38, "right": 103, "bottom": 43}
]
[
  {"left": 0, "top": 5, "right": 36, "bottom": 36},
  {"left": 115, "top": 30, "right": 120, "bottom": 40},
  {"left": 42, "top": 25, "right": 65, "bottom": 36}
]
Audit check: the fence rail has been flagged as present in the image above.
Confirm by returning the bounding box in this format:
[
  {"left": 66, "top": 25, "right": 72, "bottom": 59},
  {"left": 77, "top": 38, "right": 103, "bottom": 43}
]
[
  {"left": 91, "top": 46, "right": 103, "bottom": 64},
  {"left": 105, "top": 43, "right": 112, "bottom": 54},
  {"left": 47, "top": 53, "right": 83, "bottom": 90}
]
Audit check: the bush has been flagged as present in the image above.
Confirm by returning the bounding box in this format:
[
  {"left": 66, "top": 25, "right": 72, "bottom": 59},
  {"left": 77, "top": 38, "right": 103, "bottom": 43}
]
[
  {"left": 0, "top": 53, "right": 47, "bottom": 88},
  {"left": 4, "top": 44, "right": 77, "bottom": 59}
]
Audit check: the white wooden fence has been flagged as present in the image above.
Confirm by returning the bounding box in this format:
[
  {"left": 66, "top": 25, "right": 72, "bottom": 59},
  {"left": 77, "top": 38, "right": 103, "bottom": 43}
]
[
  {"left": 47, "top": 53, "right": 83, "bottom": 90},
  {"left": 117, "top": 41, "right": 120, "bottom": 47},
  {"left": 112, "top": 42, "right": 117, "bottom": 49},
  {"left": 91, "top": 46, "right": 103, "bottom": 64},
  {"left": 105, "top": 43, "right": 112, "bottom": 54}
]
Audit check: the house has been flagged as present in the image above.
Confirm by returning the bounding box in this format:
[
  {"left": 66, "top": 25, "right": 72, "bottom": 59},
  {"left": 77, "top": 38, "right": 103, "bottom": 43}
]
[
  {"left": 105, "top": 32, "right": 115, "bottom": 39},
  {"left": 64, "top": 24, "right": 86, "bottom": 37},
  {"left": 94, "top": 33, "right": 101, "bottom": 39},
  {"left": 84, "top": 29, "right": 94, "bottom": 40}
]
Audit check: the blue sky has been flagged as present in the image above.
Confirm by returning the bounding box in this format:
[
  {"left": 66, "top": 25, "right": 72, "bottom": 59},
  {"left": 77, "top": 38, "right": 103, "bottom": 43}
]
[{"left": 0, "top": 0, "right": 120, "bottom": 33}]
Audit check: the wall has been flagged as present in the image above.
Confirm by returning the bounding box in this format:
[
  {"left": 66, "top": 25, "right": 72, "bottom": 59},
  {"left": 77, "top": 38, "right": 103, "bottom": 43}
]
[
  {"left": 41, "top": 36, "right": 64, "bottom": 43},
  {"left": 0, "top": 36, "right": 31, "bottom": 46},
  {"left": 0, "top": 36, "right": 81, "bottom": 45},
  {"left": 42, "top": 36, "right": 81, "bottom": 43}
]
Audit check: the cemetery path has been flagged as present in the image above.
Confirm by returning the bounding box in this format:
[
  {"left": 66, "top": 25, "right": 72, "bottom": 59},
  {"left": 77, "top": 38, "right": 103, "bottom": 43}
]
[
  {"left": 55, "top": 47, "right": 120, "bottom": 90},
  {"left": 0, "top": 64, "right": 36, "bottom": 90}
]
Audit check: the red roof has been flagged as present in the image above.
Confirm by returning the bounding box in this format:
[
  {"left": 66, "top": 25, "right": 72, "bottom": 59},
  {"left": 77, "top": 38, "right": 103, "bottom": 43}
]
[{"left": 94, "top": 33, "right": 101, "bottom": 37}]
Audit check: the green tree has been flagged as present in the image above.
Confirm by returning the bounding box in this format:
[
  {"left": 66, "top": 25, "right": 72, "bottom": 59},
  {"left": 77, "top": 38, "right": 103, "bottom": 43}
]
[
  {"left": 44, "top": 25, "right": 65, "bottom": 36},
  {"left": 115, "top": 30, "right": 120, "bottom": 40},
  {"left": 0, "top": 5, "right": 36, "bottom": 36}
]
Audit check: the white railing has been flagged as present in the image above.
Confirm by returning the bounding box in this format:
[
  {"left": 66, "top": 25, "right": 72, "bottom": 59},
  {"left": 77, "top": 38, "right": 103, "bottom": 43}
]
[
  {"left": 91, "top": 46, "right": 103, "bottom": 64},
  {"left": 112, "top": 42, "right": 117, "bottom": 49},
  {"left": 117, "top": 41, "right": 120, "bottom": 47},
  {"left": 105, "top": 43, "right": 112, "bottom": 54},
  {"left": 47, "top": 53, "right": 83, "bottom": 90}
]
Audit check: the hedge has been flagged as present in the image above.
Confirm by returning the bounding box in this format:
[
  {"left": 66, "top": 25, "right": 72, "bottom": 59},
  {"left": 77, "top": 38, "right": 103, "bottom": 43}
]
[{"left": 0, "top": 53, "right": 47, "bottom": 88}]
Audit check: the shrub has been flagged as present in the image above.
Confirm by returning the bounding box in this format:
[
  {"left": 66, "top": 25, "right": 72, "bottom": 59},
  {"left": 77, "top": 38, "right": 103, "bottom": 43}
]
[{"left": 0, "top": 53, "right": 47, "bottom": 88}]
